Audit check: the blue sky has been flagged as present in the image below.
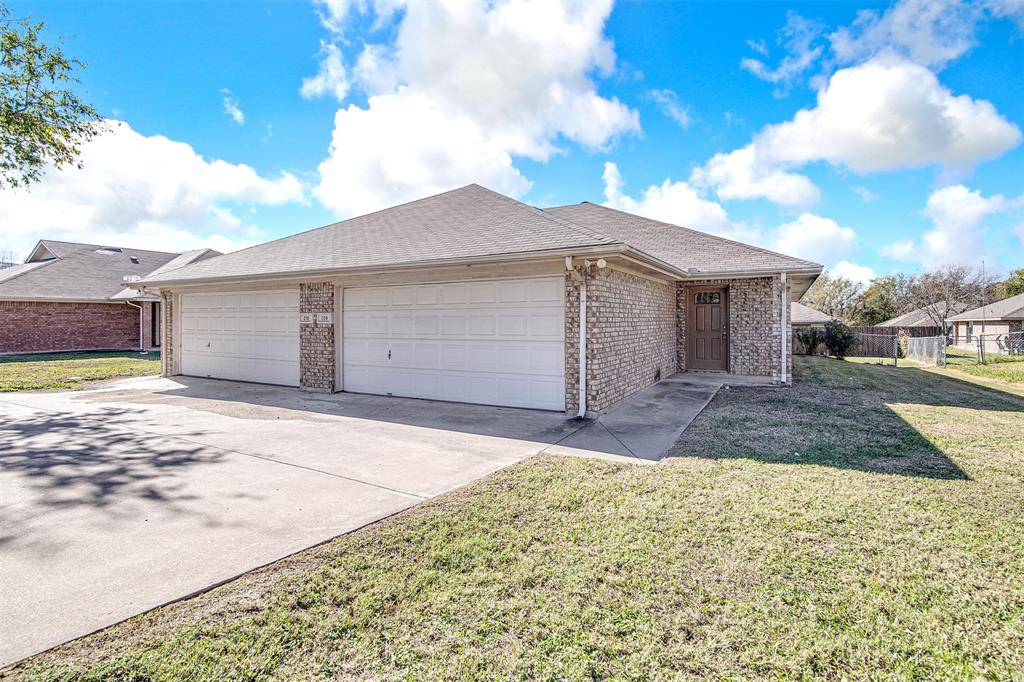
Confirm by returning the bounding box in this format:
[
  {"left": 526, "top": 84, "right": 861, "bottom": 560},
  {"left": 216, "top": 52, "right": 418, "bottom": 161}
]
[{"left": 4, "top": 0, "right": 1023, "bottom": 282}]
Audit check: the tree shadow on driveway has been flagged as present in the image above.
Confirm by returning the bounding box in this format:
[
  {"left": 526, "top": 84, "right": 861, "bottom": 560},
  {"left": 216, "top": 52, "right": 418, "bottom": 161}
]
[{"left": 0, "top": 405, "right": 241, "bottom": 555}]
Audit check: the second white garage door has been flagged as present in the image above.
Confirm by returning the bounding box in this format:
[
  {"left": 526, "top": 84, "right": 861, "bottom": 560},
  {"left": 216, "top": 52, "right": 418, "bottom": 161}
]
[
  {"left": 343, "top": 277, "right": 565, "bottom": 410},
  {"left": 180, "top": 289, "right": 300, "bottom": 386}
]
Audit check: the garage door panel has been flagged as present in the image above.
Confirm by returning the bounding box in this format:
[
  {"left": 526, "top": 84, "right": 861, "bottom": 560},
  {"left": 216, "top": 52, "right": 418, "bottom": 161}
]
[
  {"left": 343, "top": 277, "right": 564, "bottom": 411},
  {"left": 180, "top": 289, "right": 299, "bottom": 387}
]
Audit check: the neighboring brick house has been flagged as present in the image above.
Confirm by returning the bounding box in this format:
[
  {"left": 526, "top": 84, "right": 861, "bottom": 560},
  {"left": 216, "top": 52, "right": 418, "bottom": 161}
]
[
  {"left": 948, "top": 293, "right": 1024, "bottom": 347},
  {"left": 0, "top": 240, "right": 218, "bottom": 355},
  {"left": 135, "top": 185, "right": 822, "bottom": 415}
]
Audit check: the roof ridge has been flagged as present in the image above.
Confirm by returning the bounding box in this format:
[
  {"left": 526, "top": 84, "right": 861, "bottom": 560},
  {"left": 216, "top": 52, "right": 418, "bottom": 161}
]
[
  {"left": 554, "top": 202, "right": 820, "bottom": 268},
  {"left": 38, "top": 239, "right": 180, "bottom": 258},
  {"left": 186, "top": 184, "right": 509, "bottom": 265},
  {"left": 468, "top": 184, "right": 621, "bottom": 246}
]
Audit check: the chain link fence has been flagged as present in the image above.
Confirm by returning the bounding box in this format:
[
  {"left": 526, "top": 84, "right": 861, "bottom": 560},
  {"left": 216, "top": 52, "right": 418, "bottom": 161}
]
[
  {"left": 973, "top": 331, "right": 1023, "bottom": 364},
  {"left": 906, "top": 336, "right": 946, "bottom": 367}
]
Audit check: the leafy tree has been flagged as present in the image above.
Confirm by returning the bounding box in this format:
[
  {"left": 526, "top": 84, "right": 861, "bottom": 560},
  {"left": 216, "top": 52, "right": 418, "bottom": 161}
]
[
  {"left": 995, "top": 268, "right": 1024, "bottom": 299},
  {"left": 823, "top": 320, "right": 856, "bottom": 358},
  {"left": 802, "top": 270, "right": 865, "bottom": 323},
  {"left": 1, "top": 4, "right": 101, "bottom": 188},
  {"left": 795, "top": 326, "right": 824, "bottom": 355},
  {"left": 854, "top": 274, "right": 914, "bottom": 325},
  {"left": 906, "top": 265, "right": 995, "bottom": 335}
]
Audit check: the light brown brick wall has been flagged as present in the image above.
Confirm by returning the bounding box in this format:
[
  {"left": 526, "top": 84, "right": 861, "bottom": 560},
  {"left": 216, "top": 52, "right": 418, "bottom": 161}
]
[
  {"left": 0, "top": 300, "right": 142, "bottom": 354},
  {"left": 565, "top": 266, "right": 677, "bottom": 413},
  {"left": 160, "top": 292, "right": 175, "bottom": 374},
  {"left": 299, "top": 282, "right": 335, "bottom": 392},
  {"left": 677, "top": 276, "right": 790, "bottom": 380}
]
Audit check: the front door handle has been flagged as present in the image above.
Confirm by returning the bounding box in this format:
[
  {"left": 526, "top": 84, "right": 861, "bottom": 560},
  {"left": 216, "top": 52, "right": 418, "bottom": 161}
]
[{"left": 388, "top": 349, "right": 392, "bottom": 360}]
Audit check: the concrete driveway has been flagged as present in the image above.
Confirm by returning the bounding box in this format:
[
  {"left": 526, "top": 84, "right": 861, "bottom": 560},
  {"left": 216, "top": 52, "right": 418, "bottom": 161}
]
[{"left": 0, "top": 373, "right": 722, "bottom": 665}]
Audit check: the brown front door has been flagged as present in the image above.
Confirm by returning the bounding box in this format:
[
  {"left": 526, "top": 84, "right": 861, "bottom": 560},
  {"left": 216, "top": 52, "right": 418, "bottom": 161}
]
[{"left": 687, "top": 287, "right": 728, "bottom": 371}]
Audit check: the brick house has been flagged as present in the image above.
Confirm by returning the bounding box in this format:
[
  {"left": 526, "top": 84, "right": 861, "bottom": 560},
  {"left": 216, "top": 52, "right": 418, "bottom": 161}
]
[
  {"left": 136, "top": 185, "right": 822, "bottom": 415},
  {"left": 0, "top": 240, "right": 218, "bottom": 355},
  {"left": 948, "top": 293, "right": 1024, "bottom": 347}
]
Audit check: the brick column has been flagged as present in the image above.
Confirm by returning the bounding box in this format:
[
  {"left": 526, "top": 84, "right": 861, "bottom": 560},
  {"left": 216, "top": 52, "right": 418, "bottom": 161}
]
[
  {"left": 160, "top": 291, "right": 174, "bottom": 375},
  {"left": 299, "top": 282, "right": 336, "bottom": 392}
]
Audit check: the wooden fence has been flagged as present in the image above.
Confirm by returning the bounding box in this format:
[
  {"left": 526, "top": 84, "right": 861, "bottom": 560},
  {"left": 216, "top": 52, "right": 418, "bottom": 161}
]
[{"left": 850, "top": 325, "right": 942, "bottom": 338}]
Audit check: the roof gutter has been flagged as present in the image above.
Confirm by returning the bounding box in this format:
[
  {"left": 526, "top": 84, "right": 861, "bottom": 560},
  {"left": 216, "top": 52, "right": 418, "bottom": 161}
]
[{"left": 136, "top": 244, "right": 630, "bottom": 289}]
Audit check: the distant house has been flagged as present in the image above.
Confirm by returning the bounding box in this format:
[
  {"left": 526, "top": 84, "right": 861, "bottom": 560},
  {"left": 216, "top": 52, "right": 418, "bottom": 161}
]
[
  {"left": 877, "top": 301, "right": 969, "bottom": 336},
  {"left": 948, "top": 293, "right": 1024, "bottom": 346},
  {"left": 791, "top": 302, "right": 834, "bottom": 327},
  {"left": 0, "top": 240, "right": 218, "bottom": 355}
]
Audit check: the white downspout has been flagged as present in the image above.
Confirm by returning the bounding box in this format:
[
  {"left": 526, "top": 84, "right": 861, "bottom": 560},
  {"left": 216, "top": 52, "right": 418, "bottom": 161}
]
[
  {"left": 779, "top": 272, "right": 788, "bottom": 384},
  {"left": 566, "top": 256, "right": 587, "bottom": 417},
  {"left": 127, "top": 301, "right": 144, "bottom": 352}
]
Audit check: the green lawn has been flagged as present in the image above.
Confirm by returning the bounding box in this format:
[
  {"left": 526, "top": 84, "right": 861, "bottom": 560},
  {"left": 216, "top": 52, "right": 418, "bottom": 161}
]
[
  {"left": 942, "top": 347, "right": 1024, "bottom": 384},
  {"left": 6, "top": 356, "right": 1024, "bottom": 680},
  {"left": 0, "top": 351, "right": 161, "bottom": 392}
]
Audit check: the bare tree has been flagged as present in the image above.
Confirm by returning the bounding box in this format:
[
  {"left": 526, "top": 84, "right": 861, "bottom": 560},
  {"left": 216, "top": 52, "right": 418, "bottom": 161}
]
[
  {"left": 0, "top": 246, "right": 20, "bottom": 268},
  {"left": 801, "top": 270, "right": 866, "bottom": 322},
  {"left": 906, "top": 265, "right": 995, "bottom": 335}
]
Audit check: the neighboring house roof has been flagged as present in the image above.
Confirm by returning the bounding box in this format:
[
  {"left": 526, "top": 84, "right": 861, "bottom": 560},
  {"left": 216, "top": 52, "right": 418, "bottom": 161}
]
[
  {"left": 791, "top": 302, "right": 834, "bottom": 325},
  {"left": 0, "top": 240, "right": 213, "bottom": 302},
  {"left": 878, "top": 301, "right": 969, "bottom": 327},
  {"left": 545, "top": 202, "right": 820, "bottom": 276},
  {"left": 948, "top": 293, "right": 1024, "bottom": 322},
  {"left": 141, "top": 185, "right": 822, "bottom": 287},
  {"left": 109, "top": 249, "right": 221, "bottom": 300}
]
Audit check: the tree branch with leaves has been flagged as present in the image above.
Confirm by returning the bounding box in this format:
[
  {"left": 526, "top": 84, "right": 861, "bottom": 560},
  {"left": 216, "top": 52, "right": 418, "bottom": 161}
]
[{"left": 1, "top": 4, "right": 102, "bottom": 189}]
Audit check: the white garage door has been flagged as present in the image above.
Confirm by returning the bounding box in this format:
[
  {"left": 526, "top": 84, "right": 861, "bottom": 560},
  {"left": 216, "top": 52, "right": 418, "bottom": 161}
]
[
  {"left": 180, "top": 290, "right": 299, "bottom": 386},
  {"left": 343, "top": 277, "right": 565, "bottom": 410}
]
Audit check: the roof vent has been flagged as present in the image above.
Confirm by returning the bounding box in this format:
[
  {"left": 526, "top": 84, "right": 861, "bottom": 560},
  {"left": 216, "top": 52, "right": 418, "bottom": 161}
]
[
  {"left": 95, "top": 247, "right": 123, "bottom": 255},
  {"left": 130, "top": 256, "right": 140, "bottom": 264}
]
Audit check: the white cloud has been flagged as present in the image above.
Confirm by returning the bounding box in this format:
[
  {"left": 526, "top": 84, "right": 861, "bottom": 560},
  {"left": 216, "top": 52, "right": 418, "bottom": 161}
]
[
  {"left": 649, "top": 89, "right": 691, "bottom": 128},
  {"left": 691, "top": 143, "right": 820, "bottom": 207},
  {"left": 312, "top": 0, "right": 640, "bottom": 217},
  {"left": 220, "top": 89, "right": 244, "bottom": 125},
  {"left": 601, "top": 162, "right": 758, "bottom": 243},
  {"left": 830, "top": 0, "right": 982, "bottom": 70},
  {"left": 881, "top": 239, "right": 917, "bottom": 260},
  {"left": 694, "top": 56, "right": 1020, "bottom": 206},
  {"left": 832, "top": 260, "right": 876, "bottom": 285},
  {"left": 0, "top": 121, "right": 303, "bottom": 258},
  {"left": 740, "top": 12, "right": 826, "bottom": 95},
  {"left": 883, "top": 184, "right": 1024, "bottom": 267},
  {"left": 1015, "top": 222, "right": 1024, "bottom": 245},
  {"left": 850, "top": 185, "right": 879, "bottom": 202},
  {"left": 301, "top": 41, "right": 350, "bottom": 102},
  {"left": 759, "top": 56, "right": 1020, "bottom": 173},
  {"left": 774, "top": 212, "right": 858, "bottom": 265},
  {"left": 315, "top": 93, "right": 531, "bottom": 216}
]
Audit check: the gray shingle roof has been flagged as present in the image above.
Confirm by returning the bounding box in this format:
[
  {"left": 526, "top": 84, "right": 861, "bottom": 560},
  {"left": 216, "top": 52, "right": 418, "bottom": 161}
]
[
  {"left": 109, "top": 249, "right": 221, "bottom": 300},
  {"left": 142, "top": 185, "right": 617, "bottom": 284},
  {"left": 791, "top": 302, "right": 834, "bottom": 325},
  {"left": 544, "top": 202, "right": 820, "bottom": 275},
  {"left": 878, "top": 301, "right": 969, "bottom": 327},
  {"left": 947, "top": 293, "right": 1024, "bottom": 322},
  {"left": 0, "top": 240, "right": 183, "bottom": 301},
  {"left": 141, "top": 185, "right": 821, "bottom": 286}
]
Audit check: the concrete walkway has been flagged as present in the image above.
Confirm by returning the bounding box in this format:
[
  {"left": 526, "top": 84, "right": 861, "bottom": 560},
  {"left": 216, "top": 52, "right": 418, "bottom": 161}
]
[
  {"left": 0, "top": 372, "right": 731, "bottom": 665},
  {"left": 549, "top": 374, "right": 726, "bottom": 461}
]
